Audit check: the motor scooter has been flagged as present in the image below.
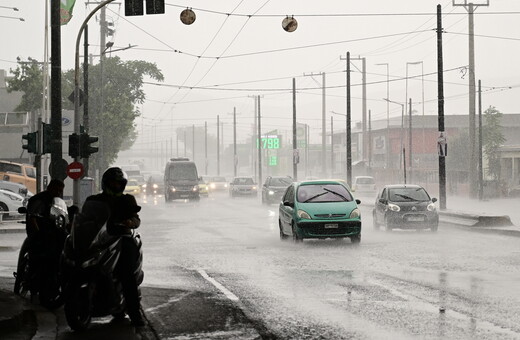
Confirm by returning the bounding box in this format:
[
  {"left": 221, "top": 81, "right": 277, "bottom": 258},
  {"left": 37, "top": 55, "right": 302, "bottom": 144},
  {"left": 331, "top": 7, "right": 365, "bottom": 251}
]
[
  {"left": 13, "top": 197, "right": 70, "bottom": 309},
  {"left": 61, "top": 200, "right": 143, "bottom": 331}
]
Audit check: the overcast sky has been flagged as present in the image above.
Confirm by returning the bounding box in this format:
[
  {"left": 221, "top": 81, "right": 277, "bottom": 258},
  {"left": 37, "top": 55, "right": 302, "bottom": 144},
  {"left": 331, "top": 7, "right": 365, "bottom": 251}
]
[{"left": 1, "top": 0, "right": 519, "bottom": 148}]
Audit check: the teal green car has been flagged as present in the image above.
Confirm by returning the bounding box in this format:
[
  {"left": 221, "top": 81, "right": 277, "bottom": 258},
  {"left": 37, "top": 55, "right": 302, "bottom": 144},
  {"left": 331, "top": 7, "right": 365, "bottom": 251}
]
[{"left": 278, "top": 180, "right": 362, "bottom": 243}]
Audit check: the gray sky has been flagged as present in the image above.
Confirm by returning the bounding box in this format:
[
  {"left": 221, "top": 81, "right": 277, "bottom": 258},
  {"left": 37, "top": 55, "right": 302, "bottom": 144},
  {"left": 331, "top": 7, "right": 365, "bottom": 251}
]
[{"left": 1, "top": 0, "right": 519, "bottom": 148}]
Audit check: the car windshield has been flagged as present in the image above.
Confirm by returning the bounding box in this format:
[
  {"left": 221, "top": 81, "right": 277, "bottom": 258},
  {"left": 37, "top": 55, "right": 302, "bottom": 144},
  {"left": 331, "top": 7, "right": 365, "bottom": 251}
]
[
  {"left": 270, "top": 177, "right": 292, "bottom": 186},
  {"left": 388, "top": 187, "right": 430, "bottom": 202},
  {"left": 357, "top": 177, "right": 374, "bottom": 184},
  {"left": 234, "top": 178, "right": 254, "bottom": 185},
  {"left": 297, "top": 183, "right": 353, "bottom": 203},
  {"left": 213, "top": 177, "right": 226, "bottom": 182}
]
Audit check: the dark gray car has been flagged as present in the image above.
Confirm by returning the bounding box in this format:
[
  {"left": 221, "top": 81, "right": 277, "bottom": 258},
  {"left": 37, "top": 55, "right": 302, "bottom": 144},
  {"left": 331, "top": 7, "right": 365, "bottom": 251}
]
[{"left": 261, "top": 176, "right": 292, "bottom": 204}]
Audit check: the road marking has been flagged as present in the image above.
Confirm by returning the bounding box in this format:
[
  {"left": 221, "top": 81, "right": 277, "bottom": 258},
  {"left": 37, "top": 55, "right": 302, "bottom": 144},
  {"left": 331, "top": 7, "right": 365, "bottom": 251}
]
[{"left": 197, "top": 269, "right": 239, "bottom": 302}]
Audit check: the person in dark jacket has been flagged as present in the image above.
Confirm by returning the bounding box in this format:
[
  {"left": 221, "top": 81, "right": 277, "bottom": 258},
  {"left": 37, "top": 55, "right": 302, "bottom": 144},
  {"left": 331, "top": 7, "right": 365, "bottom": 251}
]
[
  {"left": 86, "top": 167, "right": 145, "bottom": 326},
  {"left": 25, "top": 179, "right": 65, "bottom": 297}
]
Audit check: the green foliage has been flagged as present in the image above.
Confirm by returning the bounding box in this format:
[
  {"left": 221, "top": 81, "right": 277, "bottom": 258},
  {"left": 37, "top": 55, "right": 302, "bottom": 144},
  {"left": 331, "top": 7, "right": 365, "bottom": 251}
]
[
  {"left": 8, "top": 56, "right": 163, "bottom": 172},
  {"left": 447, "top": 130, "right": 470, "bottom": 171},
  {"left": 483, "top": 106, "right": 506, "bottom": 180},
  {"left": 6, "top": 61, "right": 44, "bottom": 112}
]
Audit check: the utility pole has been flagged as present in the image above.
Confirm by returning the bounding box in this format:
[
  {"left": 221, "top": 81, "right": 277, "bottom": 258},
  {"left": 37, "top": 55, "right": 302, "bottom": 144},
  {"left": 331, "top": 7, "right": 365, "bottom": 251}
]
[
  {"left": 205, "top": 121, "right": 208, "bottom": 175},
  {"left": 453, "top": 0, "right": 489, "bottom": 198},
  {"left": 344, "top": 55, "right": 367, "bottom": 162},
  {"left": 437, "top": 4, "right": 447, "bottom": 210},
  {"left": 233, "top": 107, "right": 237, "bottom": 177},
  {"left": 217, "top": 115, "right": 220, "bottom": 175},
  {"left": 50, "top": 0, "right": 65, "bottom": 182},
  {"left": 478, "top": 80, "right": 483, "bottom": 200},
  {"left": 330, "top": 116, "right": 334, "bottom": 177},
  {"left": 192, "top": 124, "right": 195, "bottom": 163},
  {"left": 346, "top": 53, "right": 352, "bottom": 187},
  {"left": 257, "top": 96, "right": 262, "bottom": 186},
  {"left": 368, "top": 110, "right": 372, "bottom": 170},
  {"left": 292, "top": 78, "right": 297, "bottom": 180},
  {"left": 408, "top": 98, "right": 413, "bottom": 183}
]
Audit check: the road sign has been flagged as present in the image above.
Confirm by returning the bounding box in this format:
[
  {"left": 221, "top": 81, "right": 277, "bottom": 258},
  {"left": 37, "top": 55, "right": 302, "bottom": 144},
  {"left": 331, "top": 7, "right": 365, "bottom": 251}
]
[
  {"left": 66, "top": 161, "right": 84, "bottom": 180},
  {"left": 49, "top": 159, "right": 68, "bottom": 181}
]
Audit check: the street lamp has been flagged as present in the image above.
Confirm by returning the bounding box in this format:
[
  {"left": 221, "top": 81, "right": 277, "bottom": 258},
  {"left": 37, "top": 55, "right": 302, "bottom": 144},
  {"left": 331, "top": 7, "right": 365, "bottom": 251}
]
[
  {"left": 375, "top": 63, "right": 390, "bottom": 168},
  {"left": 383, "top": 98, "right": 406, "bottom": 183}
]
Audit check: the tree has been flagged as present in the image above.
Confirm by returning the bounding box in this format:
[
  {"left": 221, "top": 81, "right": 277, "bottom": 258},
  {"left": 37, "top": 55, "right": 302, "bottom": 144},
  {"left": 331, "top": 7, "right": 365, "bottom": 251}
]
[
  {"left": 8, "top": 56, "right": 164, "bottom": 172},
  {"left": 483, "top": 106, "right": 506, "bottom": 181},
  {"left": 6, "top": 59, "right": 44, "bottom": 113}
]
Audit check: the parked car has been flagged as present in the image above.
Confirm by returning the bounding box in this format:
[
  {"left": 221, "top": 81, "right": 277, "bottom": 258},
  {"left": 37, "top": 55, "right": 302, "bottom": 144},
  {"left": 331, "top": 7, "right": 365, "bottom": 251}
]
[
  {"left": 0, "top": 180, "right": 32, "bottom": 198},
  {"left": 204, "top": 176, "right": 228, "bottom": 192},
  {"left": 0, "top": 160, "right": 36, "bottom": 194},
  {"left": 373, "top": 184, "right": 438, "bottom": 232},
  {"left": 124, "top": 179, "right": 142, "bottom": 196},
  {"left": 0, "top": 188, "right": 25, "bottom": 218},
  {"left": 352, "top": 176, "right": 376, "bottom": 195},
  {"left": 262, "top": 176, "right": 293, "bottom": 204},
  {"left": 229, "top": 176, "right": 258, "bottom": 197},
  {"left": 278, "top": 180, "right": 362, "bottom": 243}
]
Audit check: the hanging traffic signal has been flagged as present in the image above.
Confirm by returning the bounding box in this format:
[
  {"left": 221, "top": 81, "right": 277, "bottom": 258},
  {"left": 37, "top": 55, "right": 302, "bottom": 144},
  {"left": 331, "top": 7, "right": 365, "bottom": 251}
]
[
  {"left": 68, "top": 133, "right": 80, "bottom": 158},
  {"left": 22, "top": 131, "right": 38, "bottom": 154},
  {"left": 79, "top": 133, "right": 99, "bottom": 158},
  {"left": 146, "top": 0, "right": 164, "bottom": 14},
  {"left": 42, "top": 123, "right": 53, "bottom": 154}
]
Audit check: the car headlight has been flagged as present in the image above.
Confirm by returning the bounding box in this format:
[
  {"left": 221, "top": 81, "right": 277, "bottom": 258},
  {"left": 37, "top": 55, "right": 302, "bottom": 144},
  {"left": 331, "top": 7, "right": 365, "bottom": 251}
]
[
  {"left": 153, "top": 184, "right": 158, "bottom": 189},
  {"left": 427, "top": 203, "right": 436, "bottom": 211},
  {"left": 142, "top": 184, "right": 146, "bottom": 188},
  {"left": 349, "top": 208, "right": 361, "bottom": 219},
  {"left": 171, "top": 187, "right": 176, "bottom": 192},
  {"left": 210, "top": 183, "right": 216, "bottom": 189},
  {"left": 224, "top": 184, "right": 228, "bottom": 188},
  {"left": 192, "top": 185, "right": 199, "bottom": 192},
  {"left": 388, "top": 203, "right": 400, "bottom": 212},
  {"left": 268, "top": 190, "right": 274, "bottom": 195},
  {"left": 297, "top": 210, "right": 311, "bottom": 219},
  {"left": 4, "top": 192, "right": 22, "bottom": 201},
  {"left": 252, "top": 186, "right": 257, "bottom": 190}
]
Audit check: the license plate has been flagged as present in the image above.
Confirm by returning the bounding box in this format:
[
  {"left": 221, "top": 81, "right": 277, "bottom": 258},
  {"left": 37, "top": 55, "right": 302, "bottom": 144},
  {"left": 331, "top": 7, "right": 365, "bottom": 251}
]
[
  {"left": 180, "top": 194, "right": 189, "bottom": 198},
  {"left": 407, "top": 216, "right": 424, "bottom": 222},
  {"left": 324, "top": 223, "right": 338, "bottom": 229}
]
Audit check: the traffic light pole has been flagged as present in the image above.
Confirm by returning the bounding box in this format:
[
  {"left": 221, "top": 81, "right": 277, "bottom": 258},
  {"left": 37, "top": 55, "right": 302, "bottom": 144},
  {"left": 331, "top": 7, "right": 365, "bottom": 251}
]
[{"left": 73, "top": 0, "right": 115, "bottom": 205}]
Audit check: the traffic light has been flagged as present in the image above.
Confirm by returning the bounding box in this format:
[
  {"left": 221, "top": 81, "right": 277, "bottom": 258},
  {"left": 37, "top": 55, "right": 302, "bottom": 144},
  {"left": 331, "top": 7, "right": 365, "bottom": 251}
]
[
  {"left": 146, "top": 0, "right": 164, "bottom": 14},
  {"left": 42, "top": 123, "right": 53, "bottom": 154},
  {"left": 22, "top": 131, "right": 38, "bottom": 154},
  {"left": 79, "top": 133, "right": 99, "bottom": 158},
  {"left": 125, "top": 0, "right": 144, "bottom": 16},
  {"left": 68, "top": 133, "right": 80, "bottom": 158}
]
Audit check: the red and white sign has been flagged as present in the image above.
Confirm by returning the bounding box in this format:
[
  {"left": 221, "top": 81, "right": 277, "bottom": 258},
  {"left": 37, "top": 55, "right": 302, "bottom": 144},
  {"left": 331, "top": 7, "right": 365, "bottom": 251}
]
[{"left": 66, "top": 161, "right": 84, "bottom": 180}]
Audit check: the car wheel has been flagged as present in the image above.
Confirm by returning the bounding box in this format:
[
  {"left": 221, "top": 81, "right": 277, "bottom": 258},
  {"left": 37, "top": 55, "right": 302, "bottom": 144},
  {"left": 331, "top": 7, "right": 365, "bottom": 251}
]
[
  {"left": 292, "top": 223, "right": 302, "bottom": 243},
  {"left": 372, "top": 211, "right": 379, "bottom": 231},
  {"left": 279, "top": 221, "right": 288, "bottom": 240},
  {"left": 350, "top": 234, "right": 361, "bottom": 244},
  {"left": 0, "top": 202, "right": 8, "bottom": 218}
]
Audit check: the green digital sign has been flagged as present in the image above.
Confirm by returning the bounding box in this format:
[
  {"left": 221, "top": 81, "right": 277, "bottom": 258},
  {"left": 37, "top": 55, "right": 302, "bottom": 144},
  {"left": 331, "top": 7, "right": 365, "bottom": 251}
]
[{"left": 257, "top": 135, "right": 281, "bottom": 149}]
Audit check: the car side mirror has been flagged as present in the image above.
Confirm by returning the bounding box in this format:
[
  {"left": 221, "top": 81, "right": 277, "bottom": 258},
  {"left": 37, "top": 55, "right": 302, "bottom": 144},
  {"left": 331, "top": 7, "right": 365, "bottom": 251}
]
[
  {"left": 18, "top": 207, "right": 27, "bottom": 214},
  {"left": 356, "top": 199, "right": 361, "bottom": 205},
  {"left": 283, "top": 200, "right": 293, "bottom": 208},
  {"left": 378, "top": 198, "right": 387, "bottom": 205},
  {"left": 431, "top": 197, "right": 438, "bottom": 203}
]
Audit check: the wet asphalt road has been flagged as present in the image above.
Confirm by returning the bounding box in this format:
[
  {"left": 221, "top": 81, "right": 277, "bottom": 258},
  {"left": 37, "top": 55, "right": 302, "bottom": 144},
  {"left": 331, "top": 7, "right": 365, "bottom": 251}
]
[{"left": 1, "top": 191, "right": 520, "bottom": 339}]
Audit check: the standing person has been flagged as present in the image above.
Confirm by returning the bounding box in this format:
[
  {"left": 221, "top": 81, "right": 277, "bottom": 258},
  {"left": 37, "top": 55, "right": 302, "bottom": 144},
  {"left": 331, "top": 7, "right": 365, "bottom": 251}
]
[
  {"left": 85, "top": 167, "right": 144, "bottom": 326},
  {"left": 25, "top": 179, "right": 65, "bottom": 298}
]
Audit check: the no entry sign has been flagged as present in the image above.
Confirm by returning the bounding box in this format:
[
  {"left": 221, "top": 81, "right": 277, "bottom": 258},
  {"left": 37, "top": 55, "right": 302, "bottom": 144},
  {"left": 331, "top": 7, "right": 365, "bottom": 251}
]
[{"left": 66, "top": 161, "right": 84, "bottom": 180}]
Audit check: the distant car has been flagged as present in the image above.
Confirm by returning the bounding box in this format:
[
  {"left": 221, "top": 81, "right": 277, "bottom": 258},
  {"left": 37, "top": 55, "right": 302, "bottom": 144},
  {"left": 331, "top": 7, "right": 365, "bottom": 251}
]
[
  {"left": 124, "top": 179, "right": 142, "bottom": 196},
  {"left": 142, "top": 172, "right": 164, "bottom": 196},
  {"left": 229, "top": 176, "right": 258, "bottom": 197},
  {"left": 198, "top": 178, "right": 209, "bottom": 197},
  {"left": 352, "top": 176, "right": 376, "bottom": 195},
  {"left": 204, "top": 176, "right": 228, "bottom": 192},
  {"left": 262, "top": 176, "right": 292, "bottom": 204},
  {"left": 0, "top": 180, "right": 32, "bottom": 198},
  {"left": 373, "top": 184, "right": 438, "bottom": 232},
  {"left": 278, "top": 180, "right": 362, "bottom": 243},
  {"left": 0, "top": 188, "right": 25, "bottom": 218}
]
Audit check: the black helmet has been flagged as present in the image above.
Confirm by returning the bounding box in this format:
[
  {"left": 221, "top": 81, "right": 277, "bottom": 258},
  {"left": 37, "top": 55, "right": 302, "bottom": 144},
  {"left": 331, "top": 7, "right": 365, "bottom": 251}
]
[{"left": 101, "top": 167, "right": 128, "bottom": 194}]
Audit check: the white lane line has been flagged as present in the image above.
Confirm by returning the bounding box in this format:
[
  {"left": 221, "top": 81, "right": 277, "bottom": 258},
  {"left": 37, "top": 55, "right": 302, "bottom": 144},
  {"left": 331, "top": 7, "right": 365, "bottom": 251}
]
[{"left": 197, "top": 269, "right": 239, "bottom": 302}]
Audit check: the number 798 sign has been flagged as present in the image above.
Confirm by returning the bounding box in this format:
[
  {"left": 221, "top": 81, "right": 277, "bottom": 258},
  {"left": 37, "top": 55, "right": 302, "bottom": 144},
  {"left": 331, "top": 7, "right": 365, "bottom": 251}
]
[{"left": 257, "top": 135, "right": 281, "bottom": 149}]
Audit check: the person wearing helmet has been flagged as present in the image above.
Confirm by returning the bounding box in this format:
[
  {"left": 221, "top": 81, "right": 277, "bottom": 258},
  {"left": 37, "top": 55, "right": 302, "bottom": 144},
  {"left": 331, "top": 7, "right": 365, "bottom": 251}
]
[{"left": 85, "top": 167, "right": 144, "bottom": 327}]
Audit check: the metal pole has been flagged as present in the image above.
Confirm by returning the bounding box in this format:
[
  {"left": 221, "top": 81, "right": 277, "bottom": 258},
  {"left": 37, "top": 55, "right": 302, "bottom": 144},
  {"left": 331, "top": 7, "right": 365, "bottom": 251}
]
[
  {"left": 51, "top": 0, "right": 63, "bottom": 180},
  {"left": 369, "top": 110, "right": 372, "bottom": 170},
  {"left": 292, "top": 78, "right": 297, "bottom": 180},
  {"left": 83, "top": 26, "right": 89, "bottom": 176},
  {"left": 322, "top": 72, "right": 326, "bottom": 177},
  {"left": 346, "top": 52, "right": 352, "bottom": 187},
  {"left": 192, "top": 124, "right": 195, "bottom": 163},
  {"left": 330, "top": 116, "right": 334, "bottom": 177},
  {"left": 217, "top": 116, "right": 220, "bottom": 175},
  {"left": 257, "top": 96, "right": 262, "bottom": 186},
  {"left": 478, "top": 80, "right": 483, "bottom": 200},
  {"left": 205, "top": 121, "right": 208, "bottom": 175},
  {"left": 233, "top": 107, "right": 237, "bottom": 177},
  {"left": 437, "top": 4, "right": 447, "bottom": 210},
  {"left": 409, "top": 97, "right": 413, "bottom": 183}
]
